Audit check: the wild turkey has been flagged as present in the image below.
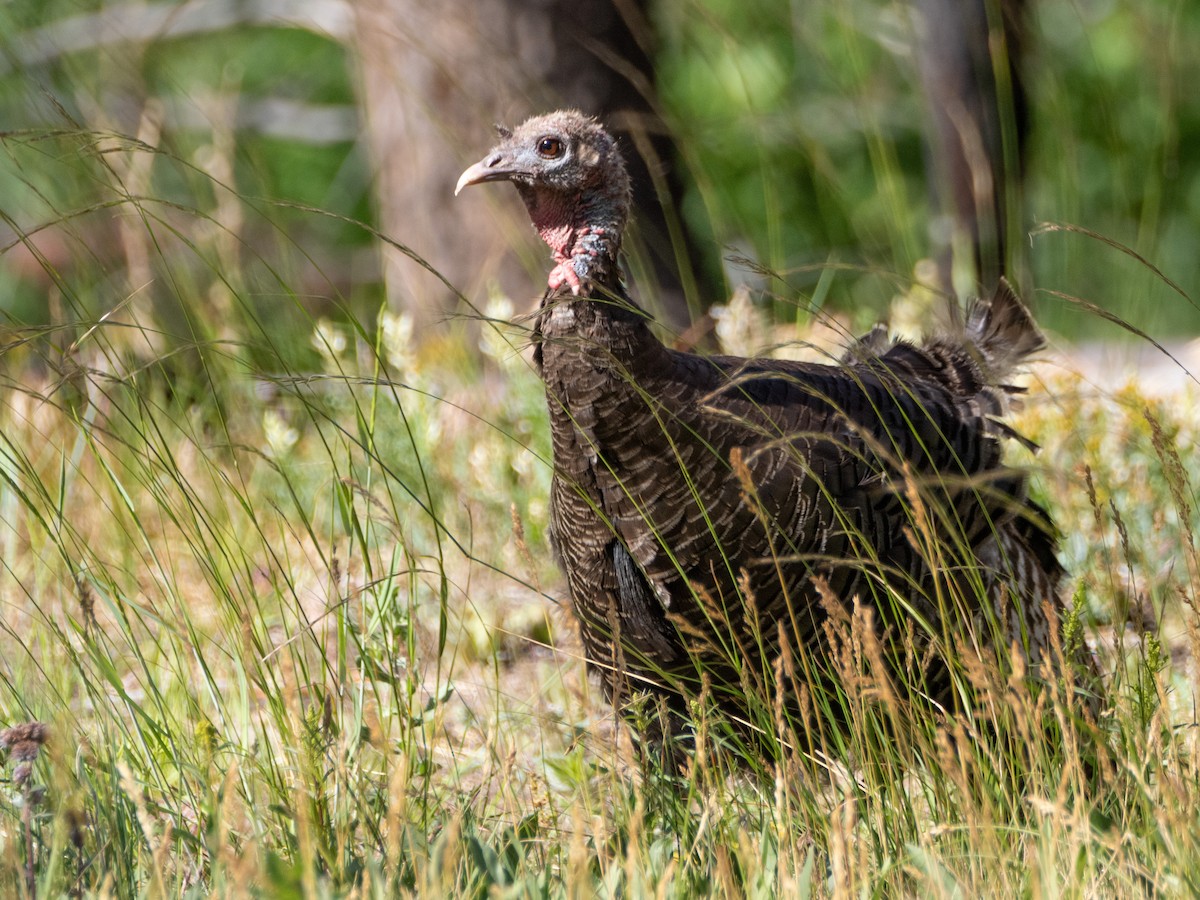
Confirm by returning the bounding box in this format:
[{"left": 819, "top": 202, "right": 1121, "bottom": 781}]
[{"left": 456, "top": 110, "right": 1091, "bottom": 760}]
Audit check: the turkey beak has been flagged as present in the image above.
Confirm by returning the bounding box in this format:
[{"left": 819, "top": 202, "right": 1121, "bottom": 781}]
[{"left": 455, "top": 152, "right": 518, "bottom": 196}]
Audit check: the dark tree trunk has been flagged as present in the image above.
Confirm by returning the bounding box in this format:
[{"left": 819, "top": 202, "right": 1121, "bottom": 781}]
[
  {"left": 917, "top": 0, "right": 1028, "bottom": 297},
  {"left": 350, "top": 0, "right": 706, "bottom": 333}
]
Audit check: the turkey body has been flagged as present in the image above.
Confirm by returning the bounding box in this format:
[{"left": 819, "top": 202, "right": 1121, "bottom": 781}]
[
  {"left": 457, "top": 110, "right": 1080, "bottom": 754},
  {"left": 536, "top": 283, "right": 1058, "bottom": 732}
]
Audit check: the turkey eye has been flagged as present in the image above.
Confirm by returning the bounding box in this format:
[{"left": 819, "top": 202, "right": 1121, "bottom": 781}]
[{"left": 536, "top": 136, "right": 564, "bottom": 158}]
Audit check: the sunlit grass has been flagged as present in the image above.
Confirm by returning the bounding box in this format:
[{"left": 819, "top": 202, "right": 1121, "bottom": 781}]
[
  {"left": 0, "top": 1, "right": 1199, "bottom": 895},
  {"left": 1, "top": 205, "right": 1199, "bottom": 893}
]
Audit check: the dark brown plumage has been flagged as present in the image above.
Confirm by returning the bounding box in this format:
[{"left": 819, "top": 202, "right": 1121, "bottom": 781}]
[{"left": 458, "top": 111, "right": 1090, "bottom": 758}]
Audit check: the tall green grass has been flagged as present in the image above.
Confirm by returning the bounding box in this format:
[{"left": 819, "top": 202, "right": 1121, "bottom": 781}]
[
  {"left": 0, "top": 2, "right": 1198, "bottom": 897},
  {"left": 0, "top": 121, "right": 1198, "bottom": 897}
]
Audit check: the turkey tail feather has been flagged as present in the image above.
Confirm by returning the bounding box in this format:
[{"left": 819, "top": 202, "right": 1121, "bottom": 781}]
[{"left": 965, "top": 277, "right": 1045, "bottom": 380}]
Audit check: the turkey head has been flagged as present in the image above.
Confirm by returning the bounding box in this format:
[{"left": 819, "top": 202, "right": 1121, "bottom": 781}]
[{"left": 456, "top": 110, "right": 630, "bottom": 294}]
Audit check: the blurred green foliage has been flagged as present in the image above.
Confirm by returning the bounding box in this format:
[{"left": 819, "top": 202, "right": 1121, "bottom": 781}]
[
  {"left": 655, "top": 0, "right": 1200, "bottom": 337},
  {"left": 0, "top": 0, "right": 1196, "bottom": 340},
  {"left": 0, "top": 3, "right": 373, "bottom": 339}
]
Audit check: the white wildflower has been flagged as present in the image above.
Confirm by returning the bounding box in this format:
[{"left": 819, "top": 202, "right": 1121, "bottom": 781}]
[
  {"left": 422, "top": 407, "right": 443, "bottom": 447},
  {"left": 511, "top": 447, "right": 535, "bottom": 478},
  {"left": 310, "top": 318, "right": 347, "bottom": 368},
  {"left": 527, "top": 498, "right": 547, "bottom": 524},
  {"left": 380, "top": 309, "right": 417, "bottom": 381},
  {"left": 479, "top": 294, "right": 519, "bottom": 368},
  {"left": 713, "top": 285, "right": 768, "bottom": 357},
  {"left": 469, "top": 439, "right": 496, "bottom": 488},
  {"left": 262, "top": 409, "right": 299, "bottom": 457}
]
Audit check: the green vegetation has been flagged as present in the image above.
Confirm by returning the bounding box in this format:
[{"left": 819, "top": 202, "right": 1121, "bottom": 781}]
[
  {"left": 0, "top": 1, "right": 1197, "bottom": 897},
  {"left": 655, "top": 0, "right": 1200, "bottom": 336}
]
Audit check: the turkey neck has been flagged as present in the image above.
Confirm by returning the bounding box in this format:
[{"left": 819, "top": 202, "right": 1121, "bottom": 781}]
[
  {"left": 517, "top": 181, "right": 626, "bottom": 293},
  {"left": 525, "top": 183, "right": 667, "bottom": 378}
]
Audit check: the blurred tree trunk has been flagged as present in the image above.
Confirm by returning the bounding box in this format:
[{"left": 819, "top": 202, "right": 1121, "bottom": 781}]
[
  {"left": 917, "top": 0, "right": 1028, "bottom": 298},
  {"left": 350, "top": 0, "right": 705, "bottom": 334}
]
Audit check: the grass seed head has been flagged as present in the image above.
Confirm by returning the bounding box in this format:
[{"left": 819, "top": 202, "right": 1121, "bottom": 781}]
[{"left": 0, "top": 722, "right": 48, "bottom": 762}]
